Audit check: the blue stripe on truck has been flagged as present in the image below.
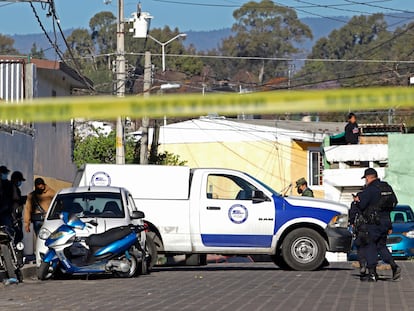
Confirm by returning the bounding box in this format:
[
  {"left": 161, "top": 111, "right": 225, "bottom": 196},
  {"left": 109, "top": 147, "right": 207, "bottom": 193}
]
[{"left": 201, "top": 234, "right": 273, "bottom": 248}]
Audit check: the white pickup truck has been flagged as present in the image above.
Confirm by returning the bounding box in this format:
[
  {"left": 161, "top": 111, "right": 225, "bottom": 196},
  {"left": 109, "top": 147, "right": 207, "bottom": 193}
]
[{"left": 74, "top": 164, "right": 352, "bottom": 271}]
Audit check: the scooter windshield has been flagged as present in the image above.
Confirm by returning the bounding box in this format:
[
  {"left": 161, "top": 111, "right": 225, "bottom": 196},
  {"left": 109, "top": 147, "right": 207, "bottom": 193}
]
[{"left": 61, "top": 212, "right": 86, "bottom": 230}]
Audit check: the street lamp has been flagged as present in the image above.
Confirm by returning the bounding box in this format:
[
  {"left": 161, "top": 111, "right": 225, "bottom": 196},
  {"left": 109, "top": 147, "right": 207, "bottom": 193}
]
[{"left": 147, "top": 33, "right": 187, "bottom": 72}]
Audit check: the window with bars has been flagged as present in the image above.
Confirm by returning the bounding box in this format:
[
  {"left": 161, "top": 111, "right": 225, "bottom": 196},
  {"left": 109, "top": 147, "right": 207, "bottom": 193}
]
[{"left": 309, "top": 150, "right": 323, "bottom": 186}]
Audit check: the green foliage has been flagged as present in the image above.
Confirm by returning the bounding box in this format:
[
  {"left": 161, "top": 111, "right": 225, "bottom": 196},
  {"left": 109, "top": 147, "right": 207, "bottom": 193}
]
[
  {"left": 64, "top": 11, "right": 203, "bottom": 94},
  {"left": 151, "top": 151, "right": 187, "bottom": 166},
  {"left": 74, "top": 130, "right": 186, "bottom": 167},
  {"left": 73, "top": 130, "right": 136, "bottom": 167},
  {"left": 30, "top": 43, "right": 45, "bottom": 59},
  {"left": 124, "top": 25, "right": 203, "bottom": 75},
  {"left": 218, "top": 0, "right": 312, "bottom": 83},
  {"left": 0, "top": 34, "right": 19, "bottom": 55},
  {"left": 297, "top": 14, "right": 414, "bottom": 87}
]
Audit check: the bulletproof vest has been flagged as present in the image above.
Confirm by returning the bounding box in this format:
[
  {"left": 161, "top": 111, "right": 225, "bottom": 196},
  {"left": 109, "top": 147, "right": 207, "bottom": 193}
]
[{"left": 376, "top": 181, "right": 398, "bottom": 212}]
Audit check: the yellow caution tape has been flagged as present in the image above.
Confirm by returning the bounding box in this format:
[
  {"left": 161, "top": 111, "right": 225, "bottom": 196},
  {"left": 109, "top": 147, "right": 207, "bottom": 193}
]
[{"left": 1, "top": 87, "right": 413, "bottom": 122}]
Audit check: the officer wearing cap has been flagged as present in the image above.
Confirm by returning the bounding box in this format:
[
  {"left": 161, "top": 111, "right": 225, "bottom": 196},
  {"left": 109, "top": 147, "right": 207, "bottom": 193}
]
[
  {"left": 355, "top": 168, "right": 401, "bottom": 282},
  {"left": 295, "top": 177, "right": 314, "bottom": 197}
]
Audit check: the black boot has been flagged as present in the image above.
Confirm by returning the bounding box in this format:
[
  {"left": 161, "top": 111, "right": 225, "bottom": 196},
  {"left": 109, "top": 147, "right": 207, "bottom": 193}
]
[
  {"left": 359, "top": 260, "right": 367, "bottom": 276},
  {"left": 367, "top": 267, "right": 378, "bottom": 282},
  {"left": 392, "top": 264, "right": 401, "bottom": 280}
]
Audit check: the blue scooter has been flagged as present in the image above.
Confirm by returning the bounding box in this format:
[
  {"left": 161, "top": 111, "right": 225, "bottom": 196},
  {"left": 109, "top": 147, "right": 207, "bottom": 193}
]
[{"left": 38, "top": 212, "right": 148, "bottom": 280}]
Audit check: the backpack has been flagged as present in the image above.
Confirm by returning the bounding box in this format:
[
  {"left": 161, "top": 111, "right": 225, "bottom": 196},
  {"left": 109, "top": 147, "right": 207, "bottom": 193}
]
[{"left": 376, "top": 181, "right": 398, "bottom": 212}]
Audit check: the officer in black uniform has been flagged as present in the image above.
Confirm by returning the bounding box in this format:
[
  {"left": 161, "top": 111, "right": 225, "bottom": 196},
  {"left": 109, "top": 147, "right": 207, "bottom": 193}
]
[
  {"left": 356, "top": 168, "right": 401, "bottom": 282},
  {"left": 349, "top": 191, "right": 367, "bottom": 276}
]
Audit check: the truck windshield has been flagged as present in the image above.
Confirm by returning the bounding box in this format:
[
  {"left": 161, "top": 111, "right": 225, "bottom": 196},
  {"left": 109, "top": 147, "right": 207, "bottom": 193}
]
[
  {"left": 48, "top": 192, "right": 124, "bottom": 220},
  {"left": 244, "top": 173, "right": 280, "bottom": 197}
]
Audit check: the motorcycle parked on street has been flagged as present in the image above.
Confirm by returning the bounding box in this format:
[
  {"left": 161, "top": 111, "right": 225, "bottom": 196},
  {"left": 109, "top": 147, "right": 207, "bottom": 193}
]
[
  {"left": 0, "top": 225, "right": 24, "bottom": 282},
  {"left": 37, "top": 211, "right": 149, "bottom": 280}
]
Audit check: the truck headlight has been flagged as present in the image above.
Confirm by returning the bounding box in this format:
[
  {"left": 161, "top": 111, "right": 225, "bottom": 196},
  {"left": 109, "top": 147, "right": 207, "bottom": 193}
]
[
  {"left": 38, "top": 228, "right": 51, "bottom": 240},
  {"left": 403, "top": 231, "right": 414, "bottom": 239},
  {"left": 328, "top": 214, "right": 348, "bottom": 228}
]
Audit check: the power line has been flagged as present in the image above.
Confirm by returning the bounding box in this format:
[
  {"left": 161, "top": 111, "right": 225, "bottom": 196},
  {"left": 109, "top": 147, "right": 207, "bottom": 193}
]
[
  {"left": 47, "top": 0, "right": 95, "bottom": 92},
  {"left": 344, "top": 0, "right": 414, "bottom": 14}
]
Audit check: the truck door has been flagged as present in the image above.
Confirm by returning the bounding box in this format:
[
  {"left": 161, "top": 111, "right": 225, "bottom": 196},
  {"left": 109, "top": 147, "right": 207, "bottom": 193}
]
[{"left": 199, "top": 173, "right": 275, "bottom": 249}]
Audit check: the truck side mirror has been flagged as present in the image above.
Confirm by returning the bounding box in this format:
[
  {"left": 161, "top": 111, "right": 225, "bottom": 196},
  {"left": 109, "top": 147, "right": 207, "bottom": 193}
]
[
  {"left": 131, "top": 211, "right": 145, "bottom": 219},
  {"left": 252, "top": 190, "right": 269, "bottom": 204}
]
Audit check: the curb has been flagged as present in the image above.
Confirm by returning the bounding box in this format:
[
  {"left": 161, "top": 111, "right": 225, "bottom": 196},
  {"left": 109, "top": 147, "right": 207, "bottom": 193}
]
[{"left": 21, "top": 264, "right": 37, "bottom": 280}]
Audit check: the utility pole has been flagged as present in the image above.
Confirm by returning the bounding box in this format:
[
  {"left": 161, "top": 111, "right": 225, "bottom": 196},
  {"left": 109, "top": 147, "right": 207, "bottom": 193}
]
[
  {"left": 140, "top": 51, "right": 151, "bottom": 164},
  {"left": 115, "top": 0, "right": 125, "bottom": 164}
]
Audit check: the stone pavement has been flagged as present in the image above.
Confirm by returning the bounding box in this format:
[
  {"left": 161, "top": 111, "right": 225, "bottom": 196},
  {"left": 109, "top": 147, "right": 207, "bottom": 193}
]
[{"left": 1, "top": 261, "right": 414, "bottom": 311}]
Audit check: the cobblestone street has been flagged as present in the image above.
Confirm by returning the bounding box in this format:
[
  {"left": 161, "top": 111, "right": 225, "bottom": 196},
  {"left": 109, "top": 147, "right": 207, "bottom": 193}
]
[{"left": 1, "top": 261, "right": 414, "bottom": 311}]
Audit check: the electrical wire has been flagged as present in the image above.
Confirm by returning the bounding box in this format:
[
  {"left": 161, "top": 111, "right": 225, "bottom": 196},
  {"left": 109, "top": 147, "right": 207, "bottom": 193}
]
[{"left": 47, "top": 0, "right": 95, "bottom": 92}]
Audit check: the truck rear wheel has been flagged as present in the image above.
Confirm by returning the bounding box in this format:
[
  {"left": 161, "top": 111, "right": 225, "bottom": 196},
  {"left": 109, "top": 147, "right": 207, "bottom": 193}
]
[
  {"left": 281, "top": 228, "right": 326, "bottom": 271},
  {"left": 145, "top": 232, "right": 158, "bottom": 269}
]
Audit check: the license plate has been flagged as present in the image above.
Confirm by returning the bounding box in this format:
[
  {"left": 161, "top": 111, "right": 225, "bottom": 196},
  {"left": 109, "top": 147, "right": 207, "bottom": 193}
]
[{"left": 388, "top": 246, "right": 393, "bottom": 253}]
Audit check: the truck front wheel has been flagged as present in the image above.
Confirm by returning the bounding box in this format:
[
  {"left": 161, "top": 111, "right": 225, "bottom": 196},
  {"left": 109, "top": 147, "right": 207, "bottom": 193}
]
[{"left": 281, "top": 228, "right": 326, "bottom": 271}]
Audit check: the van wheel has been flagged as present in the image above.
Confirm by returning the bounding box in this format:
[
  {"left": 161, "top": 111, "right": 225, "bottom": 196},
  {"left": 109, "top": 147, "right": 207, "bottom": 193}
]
[{"left": 281, "top": 228, "right": 326, "bottom": 271}]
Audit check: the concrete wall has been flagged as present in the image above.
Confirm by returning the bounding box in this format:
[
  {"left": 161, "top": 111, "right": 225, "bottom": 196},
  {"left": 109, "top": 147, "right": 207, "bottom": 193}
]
[
  {"left": 0, "top": 130, "right": 34, "bottom": 195},
  {"left": 386, "top": 134, "right": 414, "bottom": 206},
  {"left": 32, "top": 68, "right": 77, "bottom": 184},
  {"left": 33, "top": 122, "right": 76, "bottom": 184}
]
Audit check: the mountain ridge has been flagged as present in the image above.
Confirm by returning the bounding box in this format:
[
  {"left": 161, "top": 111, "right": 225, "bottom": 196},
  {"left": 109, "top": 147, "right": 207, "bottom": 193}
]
[{"left": 9, "top": 13, "right": 414, "bottom": 60}]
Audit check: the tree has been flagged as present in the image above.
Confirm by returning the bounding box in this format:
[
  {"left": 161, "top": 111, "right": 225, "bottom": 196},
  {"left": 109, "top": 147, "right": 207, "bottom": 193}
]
[
  {"left": 90, "top": 11, "right": 117, "bottom": 55},
  {"left": 30, "top": 43, "right": 45, "bottom": 59},
  {"left": 125, "top": 25, "right": 203, "bottom": 76},
  {"left": 73, "top": 130, "right": 136, "bottom": 167},
  {"left": 298, "top": 14, "right": 393, "bottom": 87},
  {"left": 74, "top": 129, "right": 186, "bottom": 167},
  {"left": 219, "top": 0, "right": 312, "bottom": 83},
  {"left": 65, "top": 11, "right": 203, "bottom": 94},
  {"left": 0, "top": 34, "right": 19, "bottom": 55}
]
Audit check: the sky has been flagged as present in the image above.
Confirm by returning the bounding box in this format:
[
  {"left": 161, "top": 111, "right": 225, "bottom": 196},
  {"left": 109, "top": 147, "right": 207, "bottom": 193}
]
[{"left": 0, "top": 0, "right": 414, "bottom": 35}]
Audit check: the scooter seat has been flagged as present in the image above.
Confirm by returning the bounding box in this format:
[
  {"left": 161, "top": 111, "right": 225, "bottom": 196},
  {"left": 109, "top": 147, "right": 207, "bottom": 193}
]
[{"left": 86, "top": 226, "right": 132, "bottom": 247}]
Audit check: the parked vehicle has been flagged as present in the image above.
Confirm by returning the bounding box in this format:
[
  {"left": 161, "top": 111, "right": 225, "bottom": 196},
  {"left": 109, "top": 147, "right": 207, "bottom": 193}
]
[
  {"left": 74, "top": 164, "right": 352, "bottom": 271},
  {"left": 387, "top": 205, "right": 414, "bottom": 258},
  {"left": 36, "top": 186, "right": 156, "bottom": 272},
  {"left": 0, "top": 225, "right": 24, "bottom": 282},
  {"left": 37, "top": 211, "right": 148, "bottom": 280}
]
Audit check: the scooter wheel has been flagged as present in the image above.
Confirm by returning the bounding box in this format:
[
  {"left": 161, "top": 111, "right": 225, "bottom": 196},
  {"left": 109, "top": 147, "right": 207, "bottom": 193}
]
[
  {"left": 37, "top": 262, "right": 54, "bottom": 280},
  {"left": 114, "top": 253, "right": 138, "bottom": 278}
]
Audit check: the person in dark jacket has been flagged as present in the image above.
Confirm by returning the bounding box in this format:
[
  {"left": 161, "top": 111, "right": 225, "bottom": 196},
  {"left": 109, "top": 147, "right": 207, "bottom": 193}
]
[
  {"left": 345, "top": 112, "right": 360, "bottom": 144},
  {"left": 10, "top": 171, "right": 26, "bottom": 243},
  {"left": 0, "top": 165, "right": 13, "bottom": 228},
  {"left": 355, "top": 168, "right": 401, "bottom": 282}
]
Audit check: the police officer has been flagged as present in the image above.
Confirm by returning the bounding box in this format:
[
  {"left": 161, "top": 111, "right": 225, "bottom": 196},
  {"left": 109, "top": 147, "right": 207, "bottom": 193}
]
[
  {"left": 345, "top": 112, "right": 360, "bottom": 144},
  {"left": 349, "top": 191, "right": 367, "bottom": 276},
  {"left": 356, "top": 168, "right": 401, "bottom": 282},
  {"left": 295, "top": 177, "right": 314, "bottom": 197}
]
